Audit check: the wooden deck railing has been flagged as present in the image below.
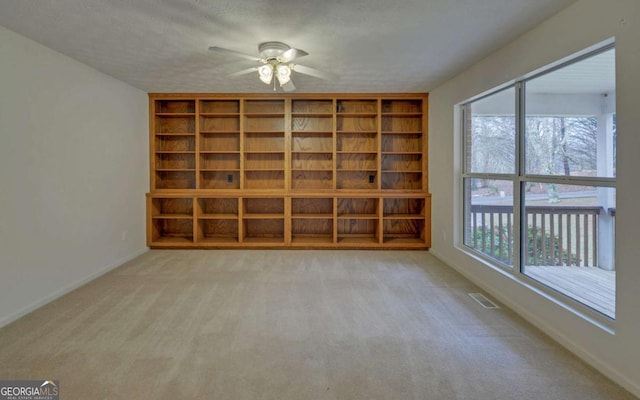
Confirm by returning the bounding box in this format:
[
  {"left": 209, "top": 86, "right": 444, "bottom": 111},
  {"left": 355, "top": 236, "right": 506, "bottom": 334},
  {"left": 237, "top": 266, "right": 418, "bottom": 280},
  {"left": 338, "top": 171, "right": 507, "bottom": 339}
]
[
  {"left": 469, "top": 205, "right": 514, "bottom": 265},
  {"left": 469, "top": 205, "right": 603, "bottom": 267}
]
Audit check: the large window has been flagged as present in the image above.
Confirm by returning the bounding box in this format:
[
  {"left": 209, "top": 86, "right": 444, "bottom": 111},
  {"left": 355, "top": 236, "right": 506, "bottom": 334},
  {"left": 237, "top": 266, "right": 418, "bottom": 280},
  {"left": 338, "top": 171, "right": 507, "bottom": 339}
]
[{"left": 461, "top": 45, "right": 616, "bottom": 319}]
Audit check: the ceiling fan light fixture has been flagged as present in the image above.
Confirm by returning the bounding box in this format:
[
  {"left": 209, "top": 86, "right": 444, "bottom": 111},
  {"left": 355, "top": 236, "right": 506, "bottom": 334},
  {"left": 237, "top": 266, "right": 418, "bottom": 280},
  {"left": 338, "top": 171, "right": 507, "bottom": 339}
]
[
  {"left": 276, "top": 64, "right": 291, "bottom": 85},
  {"left": 210, "top": 42, "right": 329, "bottom": 91},
  {"left": 258, "top": 64, "right": 273, "bottom": 84}
]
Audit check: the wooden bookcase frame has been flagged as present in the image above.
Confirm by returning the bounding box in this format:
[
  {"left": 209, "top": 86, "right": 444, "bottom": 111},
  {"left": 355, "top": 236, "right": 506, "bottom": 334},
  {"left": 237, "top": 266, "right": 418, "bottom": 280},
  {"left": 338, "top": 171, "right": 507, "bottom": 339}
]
[{"left": 147, "top": 93, "right": 430, "bottom": 249}]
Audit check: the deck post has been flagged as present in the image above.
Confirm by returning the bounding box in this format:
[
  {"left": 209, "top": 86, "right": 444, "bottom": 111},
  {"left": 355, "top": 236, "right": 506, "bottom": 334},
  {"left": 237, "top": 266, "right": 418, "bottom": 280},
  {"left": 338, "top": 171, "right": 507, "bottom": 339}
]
[{"left": 597, "top": 106, "right": 615, "bottom": 270}]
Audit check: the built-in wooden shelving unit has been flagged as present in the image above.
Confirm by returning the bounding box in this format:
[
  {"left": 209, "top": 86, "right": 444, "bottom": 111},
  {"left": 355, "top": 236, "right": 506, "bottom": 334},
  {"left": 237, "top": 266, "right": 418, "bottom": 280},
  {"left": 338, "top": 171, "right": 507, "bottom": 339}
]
[{"left": 147, "top": 93, "right": 430, "bottom": 249}]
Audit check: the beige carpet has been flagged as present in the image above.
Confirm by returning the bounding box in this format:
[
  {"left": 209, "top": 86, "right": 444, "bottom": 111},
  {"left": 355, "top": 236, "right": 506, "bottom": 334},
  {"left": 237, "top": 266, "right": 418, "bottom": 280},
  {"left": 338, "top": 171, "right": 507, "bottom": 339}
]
[{"left": 0, "top": 250, "right": 635, "bottom": 399}]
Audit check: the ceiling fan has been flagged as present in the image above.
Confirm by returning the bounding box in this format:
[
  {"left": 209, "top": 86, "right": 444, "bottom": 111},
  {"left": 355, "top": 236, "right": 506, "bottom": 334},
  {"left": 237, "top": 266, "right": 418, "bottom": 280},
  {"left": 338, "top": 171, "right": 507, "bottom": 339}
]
[{"left": 209, "top": 41, "right": 333, "bottom": 92}]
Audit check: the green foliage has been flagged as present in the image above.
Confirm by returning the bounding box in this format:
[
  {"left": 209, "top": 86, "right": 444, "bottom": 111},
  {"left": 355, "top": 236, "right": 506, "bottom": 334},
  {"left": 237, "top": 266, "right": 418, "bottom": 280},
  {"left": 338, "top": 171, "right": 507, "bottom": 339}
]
[
  {"left": 525, "top": 226, "right": 580, "bottom": 266},
  {"left": 469, "top": 225, "right": 512, "bottom": 264},
  {"left": 469, "top": 225, "right": 580, "bottom": 266}
]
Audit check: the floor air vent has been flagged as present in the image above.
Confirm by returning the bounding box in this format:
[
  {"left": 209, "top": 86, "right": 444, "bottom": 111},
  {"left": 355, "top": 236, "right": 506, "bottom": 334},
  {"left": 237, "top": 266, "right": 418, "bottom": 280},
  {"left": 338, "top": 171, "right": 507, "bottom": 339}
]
[{"left": 468, "top": 293, "right": 499, "bottom": 309}]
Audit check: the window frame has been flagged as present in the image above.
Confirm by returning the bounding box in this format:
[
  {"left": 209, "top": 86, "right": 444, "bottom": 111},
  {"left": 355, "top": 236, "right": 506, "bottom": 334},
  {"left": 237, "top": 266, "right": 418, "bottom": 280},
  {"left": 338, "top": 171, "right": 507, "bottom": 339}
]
[{"left": 459, "top": 43, "right": 616, "bottom": 323}]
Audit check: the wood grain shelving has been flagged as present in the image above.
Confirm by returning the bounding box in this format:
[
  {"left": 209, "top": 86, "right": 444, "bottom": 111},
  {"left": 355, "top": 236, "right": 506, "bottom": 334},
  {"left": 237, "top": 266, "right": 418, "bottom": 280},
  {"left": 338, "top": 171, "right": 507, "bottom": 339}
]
[{"left": 147, "top": 94, "right": 430, "bottom": 249}]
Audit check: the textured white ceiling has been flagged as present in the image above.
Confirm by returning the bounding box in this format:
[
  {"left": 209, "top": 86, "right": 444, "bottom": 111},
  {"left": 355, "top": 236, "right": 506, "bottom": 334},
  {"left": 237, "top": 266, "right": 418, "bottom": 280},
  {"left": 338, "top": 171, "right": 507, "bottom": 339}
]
[{"left": 0, "top": 0, "right": 577, "bottom": 93}]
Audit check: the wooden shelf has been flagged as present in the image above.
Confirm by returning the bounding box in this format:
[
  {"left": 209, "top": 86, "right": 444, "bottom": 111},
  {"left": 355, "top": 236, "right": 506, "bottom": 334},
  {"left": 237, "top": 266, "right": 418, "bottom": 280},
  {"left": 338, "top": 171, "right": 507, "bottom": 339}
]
[
  {"left": 197, "top": 217, "right": 238, "bottom": 243},
  {"left": 292, "top": 99, "right": 333, "bottom": 114},
  {"left": 155, "top": 171, "right": 196, "bottom": 189},
  {"left": 292, "top": 213, "right": 333, "bottom": 219},
  {"left": 291, "top": 236, "right": 334, "bottom": 244},
  {"left": 243, "top": 112, "right": 285, "bottom": 117},
  {"left": 382, "top": 237, "right": 426, "bottom": 245},
  {"left": 148, "top": 94, "right": 430, "bottom": 249},
  {"left": 291, "top": 113, "right": 333, "bottom": 118},
  {"left": 338, "top": 214, "right": 378, "bottom": 219},
  {"left": 152, "top": 236, "right": 194, "bottom": 244},
  {"left": 200, "top": 100, "right": 240, "bottom": 114},
  {"left": 243, "top": 130, "right": 286, "bottom": 133},
  {"left": 337, "top": 236, "right": 379, "bottom": 244},
  {"left": 156, "top": 112, "right": 195, "bottom": 117},
  {"left": 243, "top": 213, "right": 284, "bottom": 219},
  {"left": 200, "top": 213, "right": 237, "bottom": 219},
  {"left": 242, "top": 237, "right": 285, "bottom": 244},
  {"left": 381, "top": 131, "right": 422, "bottom": 135},
  {"left": 198, "top": 237, "right": 239, "bottom": 244},
  {"left": 200, "top": 113, "right": 240, "bottom": 117},
  {"left": 382, "top": 112, "right": 422, "bottom": 116},
  {"left": 156, "top": 100, "right": 195, "bottom": 114},
  {"left": 152, "top": 213, "right": 192, "bottom": 219}
]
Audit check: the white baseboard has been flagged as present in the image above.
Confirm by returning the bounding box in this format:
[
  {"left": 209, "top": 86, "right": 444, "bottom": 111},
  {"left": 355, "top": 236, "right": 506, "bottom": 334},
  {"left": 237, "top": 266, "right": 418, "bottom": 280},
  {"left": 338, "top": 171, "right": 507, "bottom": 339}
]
[
  {"left": 0, "top": 247, "right": 149, "bottom": 329},
  {"left": 429, "top": 248, "right": 640, "bottom": 398}
]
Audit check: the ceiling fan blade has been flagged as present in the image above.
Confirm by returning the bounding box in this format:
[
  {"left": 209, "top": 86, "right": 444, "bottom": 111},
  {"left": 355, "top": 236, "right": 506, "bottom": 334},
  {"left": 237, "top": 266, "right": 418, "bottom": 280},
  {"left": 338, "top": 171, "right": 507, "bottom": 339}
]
[
  {"left": 293, "top": 64, "right": 335, "bottom": 81},
  {"left": 280, "top": 48, "right": 309, "bottom": 62},
  {"left": 209, "top": 46, "right": 261, "bottom": 62},
  {"left": 281, "top": 80, "right": 296, "bottom": 92},
  {"left": 229, "top": 67, "right": 258, "bottom": 77}
]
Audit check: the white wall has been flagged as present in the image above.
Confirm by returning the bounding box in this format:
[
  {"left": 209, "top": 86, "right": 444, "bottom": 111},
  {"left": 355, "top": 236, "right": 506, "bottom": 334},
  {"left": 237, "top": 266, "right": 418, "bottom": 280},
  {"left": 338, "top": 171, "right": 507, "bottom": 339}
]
[
  {"left": 0, "top": 25, "right": 149, "bottom": 326},
  {"left": 429, "top": 0, "right": 640, "bottom": 396}
]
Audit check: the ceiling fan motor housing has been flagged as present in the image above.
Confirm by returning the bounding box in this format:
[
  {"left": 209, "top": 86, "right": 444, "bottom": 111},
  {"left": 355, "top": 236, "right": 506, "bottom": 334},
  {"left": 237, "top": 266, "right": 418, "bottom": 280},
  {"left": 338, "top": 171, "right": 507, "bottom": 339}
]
[{"left": 259, "top": 41, "right": 290, "bottom": 59}]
